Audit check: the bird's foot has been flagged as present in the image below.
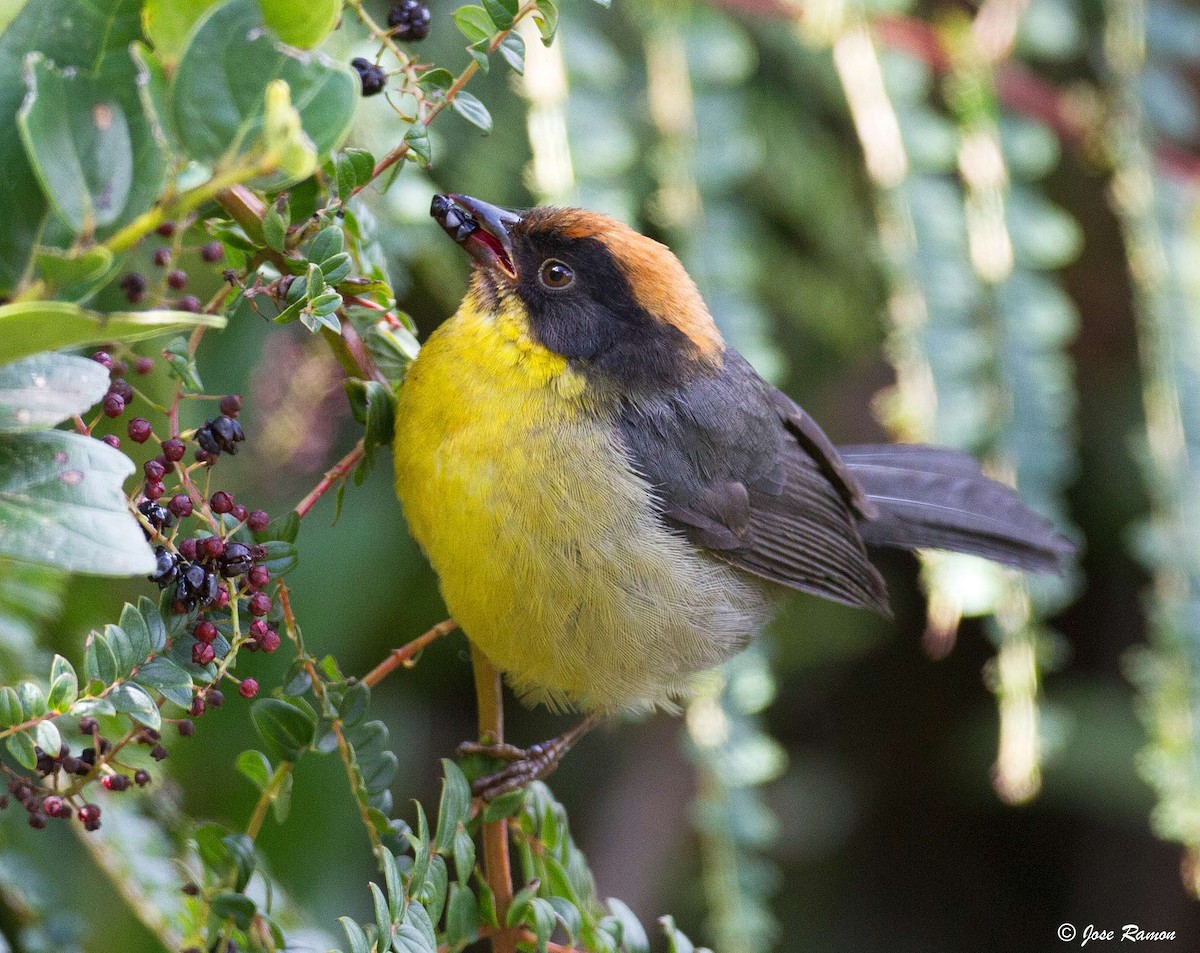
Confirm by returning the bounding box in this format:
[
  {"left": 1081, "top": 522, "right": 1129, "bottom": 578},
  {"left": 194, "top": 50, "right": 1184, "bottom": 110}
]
[{"left": 457, "top": 716, "right": 597, "bottom": 801}]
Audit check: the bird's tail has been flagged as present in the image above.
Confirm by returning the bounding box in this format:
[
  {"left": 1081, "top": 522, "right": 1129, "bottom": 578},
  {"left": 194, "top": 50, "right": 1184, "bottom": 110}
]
[{"left": 838, "top": 444, "right": 1075, "bottom": 574}]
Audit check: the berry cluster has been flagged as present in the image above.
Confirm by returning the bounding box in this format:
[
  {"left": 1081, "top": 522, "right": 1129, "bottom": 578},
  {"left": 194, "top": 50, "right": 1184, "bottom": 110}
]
[
  {"left": 351, "top": 57, "right": 387, "bottom": 97},
  {"left": 388, "top": 0, "right": 431, "bottom": 40},
  {"left": 117, "top": 223, "right": 223, "bottom": 312}
]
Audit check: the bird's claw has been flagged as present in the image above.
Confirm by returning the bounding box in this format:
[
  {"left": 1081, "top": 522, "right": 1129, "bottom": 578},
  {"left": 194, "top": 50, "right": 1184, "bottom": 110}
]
[{"left": 466, "top": 739, "right": 568, "bottom": 801}]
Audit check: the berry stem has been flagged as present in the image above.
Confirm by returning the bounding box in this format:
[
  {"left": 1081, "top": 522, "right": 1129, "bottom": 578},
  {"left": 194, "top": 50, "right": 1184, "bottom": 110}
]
[
  {"left": 362, "top": 619, "right": 457, "bottom": 688},
  {"left": 245, "top": 761, "right": 294, "bottom": 841},
  {"left": 293, "top": 440, "right": 367, "bottom": 519}
]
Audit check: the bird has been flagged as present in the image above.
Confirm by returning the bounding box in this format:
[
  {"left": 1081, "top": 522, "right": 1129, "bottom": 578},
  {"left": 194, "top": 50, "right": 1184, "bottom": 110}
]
[{"left": 393, "top": 193, "right": 1074, "bottom": 798}]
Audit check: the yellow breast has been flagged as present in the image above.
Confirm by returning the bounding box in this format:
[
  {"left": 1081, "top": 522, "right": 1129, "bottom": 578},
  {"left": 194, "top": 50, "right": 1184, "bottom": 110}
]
[{"left": 393, "top": 293, "right": 770, "bottom": 712}]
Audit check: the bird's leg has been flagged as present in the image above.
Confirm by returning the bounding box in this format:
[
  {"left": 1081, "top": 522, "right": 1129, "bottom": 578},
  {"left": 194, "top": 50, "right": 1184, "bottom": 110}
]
[{"left": 457, "top": 715, "right": 599, "bottom": 800}]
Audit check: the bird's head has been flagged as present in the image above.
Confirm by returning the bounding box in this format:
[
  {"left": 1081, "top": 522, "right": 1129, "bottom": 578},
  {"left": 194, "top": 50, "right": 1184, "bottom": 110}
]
[{"left": 431, "top": 194, "right": 724, "bottom": 387}]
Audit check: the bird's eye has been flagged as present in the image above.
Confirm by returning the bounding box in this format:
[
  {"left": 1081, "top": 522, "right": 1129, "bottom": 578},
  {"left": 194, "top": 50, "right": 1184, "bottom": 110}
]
[{"left": 538, "top": 259, "right": 574, "bottom": 290}]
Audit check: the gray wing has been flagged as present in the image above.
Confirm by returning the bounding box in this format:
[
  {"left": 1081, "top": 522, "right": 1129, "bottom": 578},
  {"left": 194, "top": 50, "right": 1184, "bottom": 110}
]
[{"left": 616, "top": 351, "right": 890, "bottom": 614}]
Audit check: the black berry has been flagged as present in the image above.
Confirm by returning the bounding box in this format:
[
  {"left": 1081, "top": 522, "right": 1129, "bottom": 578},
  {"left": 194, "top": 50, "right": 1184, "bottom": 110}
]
[
  {"left": 135, "top": 769, "right": 151, "bottom": 787},
  {"left": 219, "top": 542, "right": 253, "bottom": 577},
  {"left": 139, "top": 500, "right": 174, "bottom": 532},
  {"left": 120, "top": 273, "right": 147, "bottom": 304},
  {"left": 177, "top": 719, "right": 195, "bottom": 737},
  {"left": 78, "top": 803, "right": 101, "bottom": 831},
  {"left": 388, "top": 0, "right": 431, "bottom": 41},
  {"left": 149, "top": 546, "right": 179, "bottom": 587},
  {"left": 351, "top": 57, "right": 387, "bottom": 96}
]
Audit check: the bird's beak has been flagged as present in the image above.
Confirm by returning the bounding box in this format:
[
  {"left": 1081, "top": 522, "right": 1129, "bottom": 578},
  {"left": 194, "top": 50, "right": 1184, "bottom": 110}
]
[{"left": 430, "top": 194, "right": 521, "bottom": 280}]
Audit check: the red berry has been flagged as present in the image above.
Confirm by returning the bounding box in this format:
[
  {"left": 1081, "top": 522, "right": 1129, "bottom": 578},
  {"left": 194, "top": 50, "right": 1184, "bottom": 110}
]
[
  {"left": 128, "top": 418, "right": 152, "bottom": 443},
  {"left": 219, "top": 394, "right": 242, "bottom": 417},
  {"left": 210, "top": 491, "right": 234, "bottom": 514},
  {"left": 102, "top": 434, "right": 121, "bottom": 449},
  {"left": 134, "top": 356, "right": 154, "bottom": 375},
  {"left": 249, "top": 619, "right": 268, "bottom": 639},
  {"left": 110, "top": 378, "right": 134, "bottom": 403},
  {"left": 247, "top": 566, "right": 269, "bottom": 589},
  {"left": 258, "top": 628, "right": 281, "bottom": 653},
  {"left": 239, "top": 678, "right": 259, "bottom": 699},
  {"left": 78, "top": 803, "right": 101, "bottom": 830},
  {"left": 201, "top": 536, "right": 224, "bottom": 559},
  {"left": 162, "top": 438, "right": 186, "bottom": 462},
  {"left": 247, "top": 510, "right": 270, "bottom": 533},
  {"left": 201, "top": 241, "right": 224, "bottom": 263},
  {"left": 42, "top": 795, "right": 64, "bottom": 817},
  {"left": 144, "top": 460, "right": 166, "bottom": 482},
  {"left": 231, "top": 504, "right": 248, "bottom": 522},
  {"left": 213, "top": 586, "right": 230, "bottom": 609},
  {"left": 192, "top": 642, "right": 215, "bottom": 665},
  {"left": 167, "top": 268, "right": 187, "bottom": 290},
  {"left": 178, "top": 295, "right": 201, "bottom": 313},
  {"left": 102, "top": 393, "right": 125, "bottom": 418},
  {"left": 248, "top": 592, "right": 271, "bottom": 617},
  {"left": 92, "top": 351, "right": 114, "bottom": 370},
  {"left": 189, "top": 696, "right": 206, "bottom": 718},
  {"left": 194, "top": 620, "right": 218, "bottom": 644},
  {"left": 178, "top": 537, "right": 198, "bottom": 560},
  {"left": 156, "top": 221, "right": 176, "bottom": 238},
  {"left": 168, "top": 494, "right": 193, "bottom": 518},
  {"left": 145, "top": 481, "right": 165, "bottom": 501},
  {"left": 153, "top": 247, "right": 171, "bottom": 267}
]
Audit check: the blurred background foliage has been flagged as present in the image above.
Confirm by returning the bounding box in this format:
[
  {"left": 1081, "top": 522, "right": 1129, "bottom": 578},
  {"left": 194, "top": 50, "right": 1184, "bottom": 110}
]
[{"left": 5, "top": 0, "right": 1200, "bottom": 950}]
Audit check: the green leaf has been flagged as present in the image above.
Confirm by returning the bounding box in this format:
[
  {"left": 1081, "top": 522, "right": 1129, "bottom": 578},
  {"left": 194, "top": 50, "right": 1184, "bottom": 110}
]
[
  {"left": 0, "top": 0, "right": 148, "bottom": 292},
  {"left": 263, "top": 205, "right": 289, "bottom": 252},
  {"left": 224, "top": 832, "right": 257, "bottom": 891},
  {"left": 308, "top": 226, "right": 343, "bottom": 266},
  {"left": 118, "top": 601, "right": 154, "bottom": 661},
  {"left": 481, "top": 789, "right": 524, "bottom": 822},
  {"left": 0, "top": 301, "right": 225, "bottom": 367},
  {"left": 251, "top": 697, "right": 316, "bottom": 761},
  {"left": 18, "top": 53, "right": 148, "bottom": 235},
  {"left": 451, "top": 92, "right": 492, "bottom": 134},
  {"left": 607, "top": 899, "right": 649, "bottom": 953},
  {"left": 262, "top": 78, "right": 318, "bottom": 181},
  {"left": 445, "top": 883, "right": 479, "bottom": 947},
  {"left": 659, "top": 916, "right": 695, "bottom": 953},
  {"left": 16, "top": 681, "right": 45, "bottom": 718},
  {"left": 0, "top": 686, "right": 22, "bottom": 728},
  {"left": 101, "top": 622, "right": 138, "bottom": 677},
  {"left": 505, "top": 883, "right": 538, "bottom": 928},
  {"left": 421, "top": 854, "right": 449, "bottom": 924},
  {"left": 211, "top": 891, "right": 256, "bottom": 930},
  {"left": 71, "top": 697, "right": 115, "bottom": 717},
  {"left": 453, "top": 6, "right": 495, "bottom": 43},
  {"left": 85, "top": 628, "right": 119, "bottom": 684},
  {"left": 527, "top": 897, "right": 557, "bottom": 952},
  {"left": 435, "top": 759, "right": 471, "bottom": 853},
  {"left": 134, "top": 656, "right": 193, "bottom": 708},
  {"left": 35, "top": 245, "right": 114, "bottom": 295},
  {"left": 0, "top": 354, "right": 107, "bottom": 434},
  {"left": 7, "top": 730, "right": 37, "bottom": 769},
  {"left": 260, "top": 0, "right": 342, "bottom": 49},
  {"left": 172, "top": 0, "right": 356, "bottom": 174},
  {"left": 403, "top": 123, "right": 432, "bottom": 166},
  {"left": 362, "top": 749, "right": 398, "bottom": 795},
  {"left": 499, "top": 32, "right": 525, "bottom": 74},
  {"left": 481, "top": 0, "right": 515, "bottom": 29},
  {"left": 47, "top": 654, "right": 78, "bottom": 712},
  {"left": 137, "top": 596, "right": 169, "bottom": 652},
  {"left": 110, "top": 681, "right": 161, "bottom": 730},
  {"left": 0, "top": 430, "right": 155, "bottom": 575},
  {"left": 452, "top": 826, "right": 476, "bottom": 885},
  {"left": 532, "top": 0, "right": 558, "bottom": 45},
  {"left": 381, "top": 848, "right": 402, "bottom": 918},
  {"left": 143, "top": 0, "right": 220, "bottom": 65},
  {"left": 364, "top": 322, "right": 420, "bottom": 385},
  {"left": 338, "top": 681, "right": 370, "bottom": 725},
  {"left": 394, "top": 900, "right": 437, "bottom": 953},
  {"left": 237, "top": 749, "right": 273, "bottom": 791},
  {"left": 33, "top": 717, "right": 61, "bottom": 756},
  {"left": 339, "top": 917, "right": 371, "bottom": 953},
  {"left": 369, "top": 881, "right": 391, "bottom": 948},
  {"left": 259, "top": 539, "right": 299, "bottom": 576}
]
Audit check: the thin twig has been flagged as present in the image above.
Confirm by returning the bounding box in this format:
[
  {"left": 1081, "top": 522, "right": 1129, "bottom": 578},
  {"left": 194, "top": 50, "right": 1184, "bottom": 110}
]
[
  {"left": 293, "top": 440, "right": 366, "bottom": 518},
  {"left": 471, "top": 644, "right": 515, "bottom": 953},
  {"left": 363, "top": 619, "right": 457, "bottom": 688}
]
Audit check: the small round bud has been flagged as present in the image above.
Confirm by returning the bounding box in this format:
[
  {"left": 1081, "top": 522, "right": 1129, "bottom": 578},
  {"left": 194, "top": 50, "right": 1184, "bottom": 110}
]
[
  {"left": 134, "top": 356, "right": 154, "bottom": 375},
  {"left": 239, "top": 678, "right": 259, "bottom": 699},
  {"left": 219, "top": 394, "right": 243, "bottom": 417},
  {"left": 210, "top": 491, "right": 234, "bottom": 514},
  {"left": 156, "top": 221, "right": 176, "bottom": 238},
  {"left": 92, "top": 351, "right": 114, "bottom": 370},
  {"left": 201, "top": 241, "right": 224, "bottom": 263},
  {"left": 231, "top": 504, "right": 248, "bottom": 522},
  {"left": 78, "top": 803, "right": 101, "bottom": 830},
  {"left": 258, "top": 628, "right": 281, "bottom": 653},
  {"left": 248, "top": 592, "right": 271, "bottom": 617},
  {"left": 127, "top": 417, "right": 152, "bottom": 443},
  {"left": 178, "top": 537, "right": 198, "bottom": 561},
  {"left": 177, "top": 719, "right": 195, "bottom": 737},
  {"left": 167, "top": 268, "right": 187, "bottom": 290},
  {"left": 79, "top": 717, "right": 98, "bottom": 735},
  {"left": 119, "top": 273, "right": 147, "bottom": 304},
  {"left": 144, "top": 481, "right": 165, "bottom": 501},
  {"left": 206, "top": 688, "right": 225, "bottom": 708},
  {"left": 178, "top": 295, "right": 201, "bottom": 313},
  {"left": 101, "top": 434, "right": 121, "bottom": 449},
  {"left": 192, "top": 641, "right": 215, "bottom": 665},
  {"left": 151, "top": 744, "right": 168, "bottom": 762},
  {"left": 247, "top": 509, "right": 270, "bottom": 533},
  {"left": 135, "top": 769, "right": 151, "bottom": 787},
  {"left": 168, "top": 494, "right": 193, "bottom": 518},
  {"left": 194, "top": 620, "right": 218, "bottom": 644},
  {"left": 189, "top": 696, "right": 206, "bottom": 718},
  {"left": 152, "top": 247, "right": 171, "bottom": 267},
  {"left": 29, "top": 811, "right": 47, "bottom": 830},
  {"left": 144, "top": 459, "right": 166, "bottom": 482},
  {"left": 247, "top": 566, "right": 270, "bottom": 589},
  {"left": 162, "top": 437, "right": 186, "bottom": 462},
  {"left": 110, "top": 378, "right": 134, "bottom": 403},
  {"left": 102, "top": 393, "right": 125, "bottom": 418},
  {"left": 201, "top": 536, "right": 224, "bottom": 559}
]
